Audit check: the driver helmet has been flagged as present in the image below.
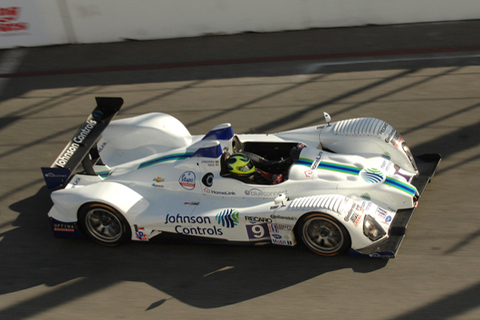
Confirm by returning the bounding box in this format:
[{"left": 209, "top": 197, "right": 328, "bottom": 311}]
[{"left": 227, "top": 153, "right": 255, "bottom": 176}]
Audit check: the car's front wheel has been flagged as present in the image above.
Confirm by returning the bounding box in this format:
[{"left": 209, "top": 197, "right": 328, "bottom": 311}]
[
  {"left": 78, "top": 203, "right": 131, "bottom": 246},
  {"left": 297, "top": 213, "right": 350, "bottom": 256}
]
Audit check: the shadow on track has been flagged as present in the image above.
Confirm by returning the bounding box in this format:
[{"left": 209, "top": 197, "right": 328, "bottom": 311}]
[{"left": 1, "top": 186, "right": 387, "bottom": 317}]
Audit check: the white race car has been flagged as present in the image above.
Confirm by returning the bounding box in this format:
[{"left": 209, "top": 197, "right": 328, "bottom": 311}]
[{"left": 42, "top": 97, "right": 440, "bottom": 258}]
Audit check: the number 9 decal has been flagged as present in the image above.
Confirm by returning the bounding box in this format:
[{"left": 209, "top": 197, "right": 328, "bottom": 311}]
[{"left": 246, "top": 223, "right": 270, "bottom": 240}]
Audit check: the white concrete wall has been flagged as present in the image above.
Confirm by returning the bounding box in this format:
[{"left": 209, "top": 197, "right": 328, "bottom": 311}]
[{"left": 1, "top": 0, "right": 480, "bottom": 49}]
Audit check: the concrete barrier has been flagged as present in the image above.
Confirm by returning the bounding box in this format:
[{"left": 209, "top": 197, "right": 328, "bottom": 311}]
[{"left": 1, "top": 0, "right": 479, "bottom": 49}]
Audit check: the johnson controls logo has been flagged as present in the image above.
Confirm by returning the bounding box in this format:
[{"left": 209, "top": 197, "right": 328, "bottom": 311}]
[
  {"left": 0, "top": 7, "right": 29, "bottom": 33},
  {"left": 215, "top": 209, "right": 239, "bottom": 228},
  {"left": 360, "top": 168, "right": 385, "bottom": 184}
]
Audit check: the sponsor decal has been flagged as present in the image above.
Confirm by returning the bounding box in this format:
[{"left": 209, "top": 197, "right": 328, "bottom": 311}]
[
  {"left": 376, "top": 207, "right": 387, "bottom": 219},
  {"left": 53, "top": 223, "right": 75, "bottom": 232},
  {"left": 369, "top": 252, "right": 394, "bottom": 258},
  {"left": 380, "top": 160, "right": 394, "bottom": 171},
  {"left": 202, "top": 173, "right": 214, "bottom": 187},
  {"left": 204, "top": 188, "right": 236, "bottom": 196},
  {"left": 97, "top": 141, "right": 107, "bottom": 153},
  {"left": 272, "top": 239, "right": 293, "bottom": 245},
  {"left": 378, "top": 123, "right": 388, "bottom": 135},
  {"left": 53, "top": 119, "right": 97, "bottom": 168},
  {"left": 73, "top": 119, "right": 97, "bottom": 144},
  {"left": 268, "top": 224, "right": 279, "bottom": 233},
  {"left": 345, "top": 204, "right": 364, "bottom": 226},
  {"left": 92, "top": 109, "right": 104, "bottom": 120},
  {"left": 201, "top": 160, "right": 220, "bottom": 167},
  {"left": 270, "top": 214, "right": 297, "bottom": 221},
  {"left": 310, "top": 151, "right": 323, "bottom": 170},
  {"left": 184, "top": 202, "right": 200, "bottom": 205},
  {"left": 245, "top": 216, "right": 273, "bottom": 224},
  {"left": 44, "top": 172, "right": 68, "bottom": 179},
  {"left": 55, "top": 142, "right": 80, "bottom": 168},
  {"left": 304, "top": 170, "right": 313, "bottom": 178},
  {"left": 385, "top": 216, "right": 393, "bottom": 223},
  {"left": 69, "top": 177, "right": 81, "bottom": 188},
  {"left": 361, "top": 193, "right": 371, "bottom": 201},
  {"left": 361, "top": 200, "right": 373, "bottom": 211},
  {"left": 175, "top": 225, "right": 223, "bottom": 236},
  {"left": 269, "top": 223, "right": 293, "bottom": 231},
  {"left": 350, "top": 212, "right": 362, "bottom": 226},
  {"left": 165, "top": 214, "right": 210, "bottom": 225},
  {"left": 0, "top": 7, "right": 29, "bottom": 33},
  {"left": 50, "top": 218, "right": 82, "bottom": 238},
  {"left": 152, "top": 177, "right": 165, "bottom": 188},
  {"left": 353, "top": 206, "right": 365, "bottom": 226},
  {"left": 135, "top": 227, "right": 148, "bottom": 241},
  {"left": 272, "top": 233, "right": 282, "bottom": 239},
  {"left": 385, "top": 127, "right": 396, "bottom": 143},
  {"left": 360, "top": 168, "right": 386, "bottom": 184},
  {"left": 216, "top": 209, "right": 239, "bottom": 228},
  {"left": 344, "top": 202, "right": 356, "bottom": 221},
  {"left": 164, "top": 214, "right": 224, "bottom": 236},
  {"left": 245, "top": 188, "right": 288, "bottom": 197},
  {"left": 179, "top": 171, "right": 196, "bottom": 190},
  {"left": 390, "top": 132, "right": 401, "bottom": 148},
  {"left": 246, "top": 223, "right": 269, "bottom": 240}
]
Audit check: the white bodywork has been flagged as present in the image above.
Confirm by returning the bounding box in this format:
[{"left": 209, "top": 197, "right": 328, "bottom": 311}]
[{"left": 48, "top": 113, "right": 421, "bottom": 253}]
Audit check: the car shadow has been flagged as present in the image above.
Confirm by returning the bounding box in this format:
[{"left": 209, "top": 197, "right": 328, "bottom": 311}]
[{"left": 2, "top": 186, "right": 388, "bottom": 316}]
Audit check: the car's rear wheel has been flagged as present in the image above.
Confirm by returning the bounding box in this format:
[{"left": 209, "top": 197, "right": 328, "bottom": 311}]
[
  {"left": 297, "top": 213, "right": 350, "bottom": 256},
  {"left": 78, "top": 203, "right": 131, "bottom": 246}
]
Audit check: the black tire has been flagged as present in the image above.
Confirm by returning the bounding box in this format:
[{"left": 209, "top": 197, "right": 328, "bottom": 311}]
[
  {"left": 78, "top": 203, "right": 131, "bottom": 246},
  {"left": 297, "top": 213, "right": 351, "bottom": 256}
]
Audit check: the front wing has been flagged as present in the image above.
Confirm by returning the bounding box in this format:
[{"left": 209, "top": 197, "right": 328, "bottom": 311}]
[{"left": 349, "top": 153, "right": 441, "bottom": 258}]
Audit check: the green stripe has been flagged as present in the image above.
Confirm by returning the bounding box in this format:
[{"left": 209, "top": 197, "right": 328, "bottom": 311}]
[{"left": 297, "top": 158, "right": 416, "bottom": 195}]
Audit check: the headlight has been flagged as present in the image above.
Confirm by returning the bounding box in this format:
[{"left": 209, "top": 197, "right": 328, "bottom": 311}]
[{"left": 363, "top": 215, "right": 386, "bottom": 241}]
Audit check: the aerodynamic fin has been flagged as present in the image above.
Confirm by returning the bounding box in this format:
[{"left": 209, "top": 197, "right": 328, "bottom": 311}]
[{"left": 41, "top": 97, "right": 124, "bottom": 189}]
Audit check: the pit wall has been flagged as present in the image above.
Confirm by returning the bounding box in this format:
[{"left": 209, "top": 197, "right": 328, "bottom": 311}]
[{"left": 1, "top": 0, "right": 479, "bottom": 49}]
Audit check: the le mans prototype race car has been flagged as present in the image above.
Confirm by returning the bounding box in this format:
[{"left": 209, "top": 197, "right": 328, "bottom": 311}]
[{"left": 42, "top": 97, "right": 440, "bottom": 258}]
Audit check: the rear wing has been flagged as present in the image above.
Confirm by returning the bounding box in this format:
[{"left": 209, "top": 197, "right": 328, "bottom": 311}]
[{"left": 41, "top": 97, "right": 124, "bottom": 189}]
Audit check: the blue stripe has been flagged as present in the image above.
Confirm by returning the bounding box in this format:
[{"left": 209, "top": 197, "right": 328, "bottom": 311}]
[
  {"left": 384, "top": 177, "right": 417, "bottom": 195},
  {"left": 297, "top": 158, "right": 417, "bottom": 196},
  {"left": 96, "top": 171, "right": 110, "bottom": 178},
  {"left": 297, "top": 159, "right": 312, "bottom": 167},
  {"left": 319, "top": 162, "right": 361, "bottom": 175}
]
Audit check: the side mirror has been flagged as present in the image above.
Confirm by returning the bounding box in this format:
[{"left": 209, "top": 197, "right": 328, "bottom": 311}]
[
  {"left": 323, "top": 112, "right": 332, "bottom": 126},
  {"left": 274, "top": 193, "right": 288, "bottom": 207}
]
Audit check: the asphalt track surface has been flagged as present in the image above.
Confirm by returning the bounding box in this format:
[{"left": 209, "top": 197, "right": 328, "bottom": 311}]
[{"left": 1, "top": 20, "right": 480, "bottom": 320}]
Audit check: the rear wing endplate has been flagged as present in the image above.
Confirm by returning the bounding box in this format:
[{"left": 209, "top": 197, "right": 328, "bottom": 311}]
[{"left": 41, "top": 97, "right": 124, "bottom": 189}]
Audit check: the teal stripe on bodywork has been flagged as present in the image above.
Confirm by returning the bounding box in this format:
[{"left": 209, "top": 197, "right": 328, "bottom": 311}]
[
  {"left": 318, "top": 162, "right": 362, "bottom": 175},
  {"left": 138, "top": 153, "right": 194, "bottom": 169},
  {"left": 297, "top": 157, "right": 416, "bottom": 195},
  {"left": 384, "top": 177, "right": 417, "bottom": 196},
  {"left": 298, "top": 159, "right": 360, "bottom": 175},
  {"left": 96, "top": 170, "right": 111, "bottom": 178},
  {"left": 297, "top": 158, "right": 313, "bottom": 167}
]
